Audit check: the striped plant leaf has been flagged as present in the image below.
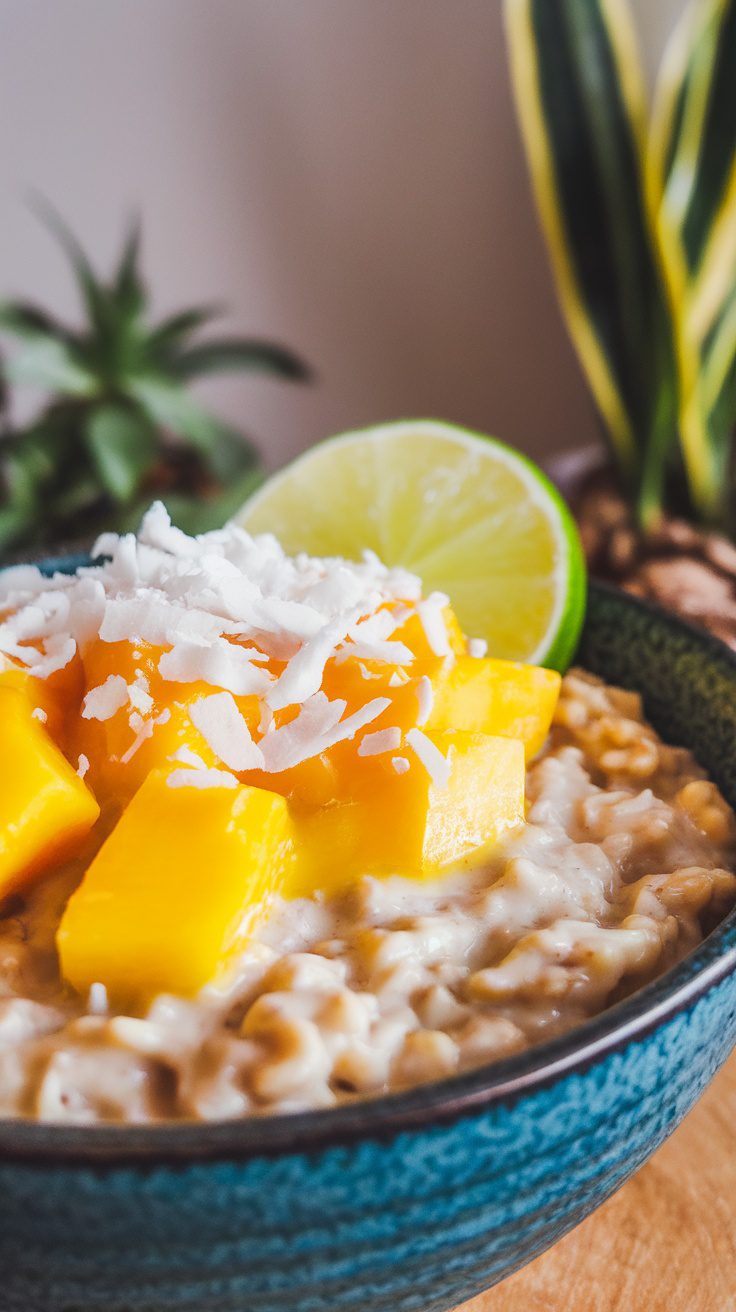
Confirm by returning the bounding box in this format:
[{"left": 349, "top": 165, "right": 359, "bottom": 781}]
[
  {"left": 702, "top": 283, "right": 736, "bottom": 448},
  {"left": 504, "top": 0, "right": 679, "bottom": 524},
  {"left": 648, "top": 0, "right": 736, "bottom": 517},
  {"left": 656, "top": 0, "right": 736, "bottom": 294}
]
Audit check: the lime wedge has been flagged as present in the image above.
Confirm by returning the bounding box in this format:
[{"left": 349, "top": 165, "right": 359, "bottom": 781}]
[{"left": 235, "top": 420, "right": 586, "bottom": 670}]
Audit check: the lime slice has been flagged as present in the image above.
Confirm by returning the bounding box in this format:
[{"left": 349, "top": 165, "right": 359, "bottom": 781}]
[{"left": 235, "top": 420, "right": 586, "bottom": 670}]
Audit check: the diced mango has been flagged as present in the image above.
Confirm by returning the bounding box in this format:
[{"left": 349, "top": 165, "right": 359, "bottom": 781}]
[
  {"left": 427, "top": 657, "right": 561, "bottom": 760},
  {"left": 273, "top": 652, "right": 558, "bottom": 811},
  {"left": 74, "top": 638, "right": 260, "bottom": 801},
  {"left": 57, "top": 769, "right": 296, "bottom": 1008},
  {"left": 0, "top": 686, "right": 99, "bottom": 900},
  {"left": 391, "top": 605, "right": 468, "bottom": 658},
  {"left": 0, "top": 655, "right": 84, "bottom": 752},
  {"left": 290, "top": 731, "right": 525, "bottom": 895}
]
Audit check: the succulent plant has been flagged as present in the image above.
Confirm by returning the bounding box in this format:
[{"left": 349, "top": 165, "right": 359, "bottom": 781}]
[
  {"left": 505, "top": 0, "right": 736, "bottom": 532},
  {"left": 0, "top": 201, "right": 309, "bottom": 553}
]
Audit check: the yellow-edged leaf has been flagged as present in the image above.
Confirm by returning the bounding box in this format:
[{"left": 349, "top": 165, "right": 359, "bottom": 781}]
[{"left": 505, "top": 0, "right": 679, "bottom": 524}]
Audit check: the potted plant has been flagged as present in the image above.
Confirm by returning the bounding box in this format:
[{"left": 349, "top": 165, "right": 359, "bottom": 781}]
[
  {"left": 0, "top": 201, "right": 310, "bottom": 559},
  {"left": 505, "top": 0, "right": 736, "bottom": 644}
]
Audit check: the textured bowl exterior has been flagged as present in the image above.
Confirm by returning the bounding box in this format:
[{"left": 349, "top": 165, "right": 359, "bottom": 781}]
[{"left": 1, "top": 577, "right": 736, "bottom": 1312}]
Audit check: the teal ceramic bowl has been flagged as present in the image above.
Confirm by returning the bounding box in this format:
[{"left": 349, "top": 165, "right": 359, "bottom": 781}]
[{"left": 1, "top": 573, "right": 736, "bottom": 1312}]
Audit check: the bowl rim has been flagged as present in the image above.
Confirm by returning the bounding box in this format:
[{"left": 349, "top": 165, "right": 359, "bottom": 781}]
[{"left": 1, "top": 574, "right": 735, "bottom": 1164}]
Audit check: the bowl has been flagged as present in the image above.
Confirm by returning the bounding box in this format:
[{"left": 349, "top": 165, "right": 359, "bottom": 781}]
[{"left": 1, "top": 572, "right": 735, "bottom": 1312}]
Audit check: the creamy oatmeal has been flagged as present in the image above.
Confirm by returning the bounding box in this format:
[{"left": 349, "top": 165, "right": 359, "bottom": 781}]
[{"left": 1, "top": 668, "right": 733, "bottom": 1123}]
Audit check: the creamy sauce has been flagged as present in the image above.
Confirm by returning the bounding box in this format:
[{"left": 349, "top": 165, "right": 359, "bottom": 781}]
[{"left": 0, "top": 670, "right": 734, "bottom": 1123}]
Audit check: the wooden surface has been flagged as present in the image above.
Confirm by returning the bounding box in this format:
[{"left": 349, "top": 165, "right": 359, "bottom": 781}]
[{"left": 456, "top": 1052, "right": 736, "bottom": 1312}]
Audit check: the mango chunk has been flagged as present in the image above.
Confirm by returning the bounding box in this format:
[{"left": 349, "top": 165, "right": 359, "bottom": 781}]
[
  {"left": 0, "top": 686, "right": 99, "bottom": 900},
  {"left": 74, "top": 638, "right": 260, "bottom": 802},
  {"left": 291, "top": 731, "right": 525, "bottom": 896},
  {"left": 427, "top": 657, "right": 561, "bottom": 760},
  {"left": 0, "top": 656, "right": 84, "bottom": 752},
  {"left": 57, "top": 769, "right": 296, "bottom": 1008}
]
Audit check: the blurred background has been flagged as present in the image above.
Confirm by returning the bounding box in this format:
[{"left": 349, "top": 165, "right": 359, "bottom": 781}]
[{"left": 0, "top": 0, "right": 685, "bottom": 471}]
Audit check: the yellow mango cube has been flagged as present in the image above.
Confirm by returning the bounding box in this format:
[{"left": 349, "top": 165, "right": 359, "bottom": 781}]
[
  {"left": 74, "top": 638, "right": 260, "bottom": 802},
  {"left": 0, "top": 686, "right": 99, "bottom": 899},
  {"left": 292, "top": 731, "right": 525, "bottom": 895},
  {"left": 427, "top": 657, "right": 561, "bottom": 760},
  {"left": 0, "top": 655, "right": 84, "bottom": 752},
  {"left": 57, "top": 769, "right": 296, "bottom": 1008}
]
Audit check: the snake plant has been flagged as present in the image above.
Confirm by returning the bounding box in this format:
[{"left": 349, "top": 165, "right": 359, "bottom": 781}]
[
  {"left": 0, "top": 202, "right": 309, "bottom": 553},
  {"left": 505, "top": 0, "right": 736, "bottom": 530}
]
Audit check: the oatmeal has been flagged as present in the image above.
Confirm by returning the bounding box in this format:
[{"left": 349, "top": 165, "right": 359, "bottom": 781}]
[
  {"left": 0, "top": 505, "right": 733, "bottom": 1123},
  {"left": 0, "top": 669, "right": 733, "bottom": 1122}
]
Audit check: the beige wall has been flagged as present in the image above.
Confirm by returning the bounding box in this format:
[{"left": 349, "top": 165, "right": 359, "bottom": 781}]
[{"left": 0, "top": 0, "right": 684, "bottom": 471}]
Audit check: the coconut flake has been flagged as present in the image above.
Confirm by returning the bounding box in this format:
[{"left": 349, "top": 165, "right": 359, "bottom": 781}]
[
  {"left": 266, "top": 610, "right": 361, "bottom": 711},
  {"left": 392, "top": 756, "right": 410, "bottom": 774},
  {"left": 127, "top": 675, "right": 154, "bottom": 716},
  {"left": 260, "top": 693, "right": 346, "bottom": 773},
  {"left": 31, "top": 707, "right": 48, "bottom": 724},
  {"left": 189, "top": 693, "right": 264, "bottom": 772},
  {"left": 119, "top": 712, "right": 156, "bottom": 765},
  {"left": 167, "top": 767, "right": 239, "bottom": 790},
  {"left": 417, "top": 593, "right": 451, "bottom": 657},
  {"left": 88, "top": 982, "right": 108, "bottom": 1016},
  {"left": 339, "top": 638, "right": 414, "bottom": 665},
  {"left": 77, "top": 753, "right": 90, "bottom": 779},
  {"left": 82, "top": 675, "right": 129, "bottom": 722},
  {"left": 28, "top": 635, "right": 77, "bottom": 680},
  {"left": 357, "top": 726, "right": 402, "bottom": 757},
  {"left": 406, "top": 728, "right": 451, "bottom": 789},
  {"left": 468, "top": 637, "right": 488, "bottom": 658},
  {"left": 168, "top": 745, "right": 208, "bottom": 770},
  {"left": 158, "top": 638, "right": 270, "bottom": 697},
  {"left": 261, "top": 693, "right": 390, "bottom": 772},
  {"left": 415, "top": 675, "right": 434, "bottom": 726}
]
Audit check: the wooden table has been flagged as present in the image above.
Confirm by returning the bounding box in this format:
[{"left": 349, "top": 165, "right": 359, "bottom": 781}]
[{"left": 456, "top": 1052, "right": 736, "bottom": 1312}]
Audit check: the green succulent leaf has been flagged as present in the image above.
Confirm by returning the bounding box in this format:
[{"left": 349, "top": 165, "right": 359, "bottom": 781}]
[
  {"left": 85, "top": 402, "right": 158, "bottom": 503},
  {"left": 0, "top": 205, "right": 308, "bottom": 557},
  {"left": 28, "top": 195, "right": 114, "bottom": 348},
  {"left": 0, "top": 301, "right": 72, "bottom": 343},
  {"left": 146, "top": 305, "right": 223, "bottom": 359},
  {"left": 127, "top": 375, "right": 257, "bottom": 480},
  {"left": 114, "top": 218, "right": 146, "bottom": 323},
  {"left": 4, "top": 339, "right": 97, "bottom": 397},
  {"left": 169, "top": 338, "right": 311, "bottom": 382},
  {"left": 504, "top": 0, "right": 679, "bottom": 525}
]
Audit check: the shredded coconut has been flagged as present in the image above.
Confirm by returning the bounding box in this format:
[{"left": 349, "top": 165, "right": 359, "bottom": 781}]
[
  {"left": 0, "top": 502, "right": 449, "bottom": 784},
  {"left": 468, "top": 637, "right": 488, "bottom": 658},
  {"left": 358, "top": 727, "right": 402, "bottom": 757},
  {"left": 77, "top": 754, "right": 90, "bottom": 780},
  {"left": 416, "top": 675, "right": 434, "bottom": 726},
  {"left": 127, "top": 675, "right": 154, "bottom": 716},
  {"left": 417, "top": 593, "right": 451, "bottom": 657},
  {"left": 158, "top": 638, "right": 270, "bottom": 698},
  {"left": 168, "top": 745, "right": 208, "bottom": 770},
  {"left": 82, "top": 676, "right": 129, "bottom": 722},
  {"left": 189, "top": 693, "right": 264, "bottom": 772},
  {"left": 88, "top": 982, "right": 108, "bottom": 1016},
  {"left": 392, "top": 756, "right": 410, "bottom": 774},
  {"left": 31, "top": 707, "right": 47, "bottom": 724},
  {"left": 406, "top": 728, "right": 451, "bottom": 789},
  {"left": 167, "top": 767, "right": 239, "bottom": 790}
]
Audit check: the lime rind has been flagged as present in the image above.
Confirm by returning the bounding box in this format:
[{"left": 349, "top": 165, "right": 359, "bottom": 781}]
[{"left": 236, "top": 420, "right": 587, "bottom": 671}]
